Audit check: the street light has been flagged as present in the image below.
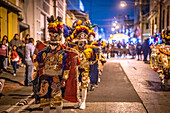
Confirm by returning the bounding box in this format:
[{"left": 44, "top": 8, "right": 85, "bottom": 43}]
[
  {"left": 116, "top": 25, "right": 119, "bottom": 29},
  {"left": 113, "top": 23, "right": 116, "bottom": 26},
  {"left": 112, "top": 28, "right": 115, "bottom": 31},
  {"left": 120, "top": 1, "right": 127, "bottom": 8}
]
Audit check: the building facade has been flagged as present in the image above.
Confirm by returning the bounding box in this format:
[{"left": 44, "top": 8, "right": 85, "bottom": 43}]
[
  {"left": 66, "top": 0, "right": 89, "bottom": 27},
  {"left": 0, "top": 0, "right": 22, "bottom": 41},
  {"left": 0, "top": 0, "right": 66, "bottom": 42},
  {"left": 149, "top": 0, "right": 170, "bottom": 36},
  {"left": 134, "top": 0, "right": 150, "bottom": 42},
  {"left": 21, "top": 0, "right": 66, "bottom": 42}
]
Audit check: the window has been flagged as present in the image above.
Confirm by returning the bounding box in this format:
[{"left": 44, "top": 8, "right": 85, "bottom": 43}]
[
  {"left": 152, "top": 20, "right": 154, "bottom": 35},
  {"left": 43, "top": 1, "right": 49, "bottom": 14},
  {"left": 40, "top": 14, "right": 46, "bottom": 41},
  {"left": 58, "top": 2, "right": 63, "bottom": 11},
  {"left": 167, "top": 6, "right": 170, "bottom": 27},
  {"left": 146, "top": 23, "right": 149, "bottom": 29},
  {"left": 155, "top": 17, "right": 157, "bottom": 24}
]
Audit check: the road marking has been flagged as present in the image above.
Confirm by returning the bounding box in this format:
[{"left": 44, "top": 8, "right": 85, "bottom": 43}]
[
  {"left": 15, "top": 98, "right": 35, "bottom": 113},
  {"left": 5, "top": 92, "right": 34, "bottom": 113}
]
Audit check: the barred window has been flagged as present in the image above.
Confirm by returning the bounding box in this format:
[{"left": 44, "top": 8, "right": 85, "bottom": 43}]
[
  {"left": 45, "top": 0, "right": 49, "bottom": 3},
  {"left": 43, "top": 1, "right": 49, "bottom": 14},
  {"left": 58, "top": 11, "right": 63, "bottom": 18},
  {"left": 58, "top": 2, "right": 63, "bottom": 11}
]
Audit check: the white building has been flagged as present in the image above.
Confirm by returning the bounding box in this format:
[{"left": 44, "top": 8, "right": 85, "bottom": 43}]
[{"left": 20, "top": 0, "right": 66, "bottom": 42}]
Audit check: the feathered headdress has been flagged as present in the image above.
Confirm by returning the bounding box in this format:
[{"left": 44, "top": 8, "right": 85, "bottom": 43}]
[
  {"left": 72, "top": 20, "right": 83, "bottom": 28},
  {"left": 68, "top": 25, "right": 90, "bottom": 42},
  {"left": 84, "top": 20, "right": 97, "bottom": 37},
  {"left": 47, "top": 16, "right": 63, "bottom": 35}
]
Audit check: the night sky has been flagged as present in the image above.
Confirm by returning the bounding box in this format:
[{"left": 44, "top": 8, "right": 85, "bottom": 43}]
[{"left": 82, "top": 0, "right": 135, "bottom": 38}]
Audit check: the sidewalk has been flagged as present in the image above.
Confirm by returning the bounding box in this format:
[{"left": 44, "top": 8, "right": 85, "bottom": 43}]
[
  {"left": 0, "top": 65, "right": 25, "bottom": 94},
  {"left": 111, "top": 58, "right": 170, "bottom": 113},
  {"left": 0, "top": 66, "right": 33, "bottom": 112}
]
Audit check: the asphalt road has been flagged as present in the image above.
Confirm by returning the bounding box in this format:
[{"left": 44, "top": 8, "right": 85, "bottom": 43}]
[
  {"left": 0, "top": 61, "right": 146, "bottom": 113},
  {"left": 87, "top": 62, "right": 141, "bottom": 102}
]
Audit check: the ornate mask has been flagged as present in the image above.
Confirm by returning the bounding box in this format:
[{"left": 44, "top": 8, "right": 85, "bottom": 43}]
[{"left": 49, "top": 32, "right": 62, "bottom": 42}]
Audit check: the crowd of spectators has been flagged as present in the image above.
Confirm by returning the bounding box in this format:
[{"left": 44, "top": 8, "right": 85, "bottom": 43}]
[
  {"left": 106, "top": 38, "right": 152, "bottom": 63},
  {"left": 0, "top": 34, "right": 35, "bottom": 94}
]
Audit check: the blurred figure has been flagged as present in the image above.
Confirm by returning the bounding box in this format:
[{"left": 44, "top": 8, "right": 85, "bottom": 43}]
[
  {"left": 122, "top": 40, "right": 127, "bottom": 57},
  {"left": 111, "top": 42, "right": 115, "bottom": 57},
  {"left": 0, "top": 39, "right": 8, "bottom": 73},
  {"left": 142, "top": 38, "right": 150, "bottom": 62},
  {"left": 117, "top": 41, "right": 122, "bottom": 56},
  {"left": 136, "top": 41, "right": 142, "bottom": 60},
  {"left": 25, "top": 38, "right": 35, "bottom": 86},
  {"left": 106, "top": 43, "right": 110, "bottom": 58},
  {"left": 117, "top": 41, "right": 121, "bottom": 49},
  {"left": 2, "top": 35, "right": 9, "bottom": 70},
  {"left": 25, "top": 34, "right": 30, "bottom": 44},
  {"left": 122, "top": 40, "right": 126, "bottom": 48},
  {"left": 129, "top": 42, "right": 136, "bottom": 59}
]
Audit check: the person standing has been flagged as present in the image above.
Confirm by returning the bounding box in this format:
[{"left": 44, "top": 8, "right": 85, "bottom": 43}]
[
  {"left": 136, "top": 41, "right": 142, "bottom": 60},
  {"left": 117, "top": 41, "right": 122, "bottom": 56},
  {"left": 142, "top": 38, "right": 150, "bottom": 62},
  {"left": 129, "top": 43, "right": 136, "bottom": 59},
  {"left": 122, "top": 40, "right": 127, "bottom": 57},
  {"left": 2, "top": 35, "right": 9, "bottom": 70},
  {"left": 25, "top": 38, "right": 35, "bottom": 86},
  {"left": 106, "top": 43, "right": 110, "bottom": 58},
  {"left": 0, "top": 39, "right": 8, "bottom": 73},
  {"left": 111, "top": 42, "right": 115, "bottom": 57}
]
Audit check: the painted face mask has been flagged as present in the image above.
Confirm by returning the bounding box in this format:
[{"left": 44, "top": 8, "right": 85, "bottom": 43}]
[
  {"left": 49, "top": 33, "right": 62, "bottom": 42},
  {"left": 77, "top": 40, "right": 87, "bottom": 50}
]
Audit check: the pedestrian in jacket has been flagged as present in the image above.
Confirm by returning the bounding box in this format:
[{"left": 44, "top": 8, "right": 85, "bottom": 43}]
[
  {"left": 136, "top": 42, "right": 142, "bottom": 60},
  {"left": 0, "top": 39, "right": 8, "bottom": 73},
  {"left": 2, "top": 35, "right": 9, "bottom": 70},
  {"left": 142, "top": 38, "right": 150, "bottom": 62}
]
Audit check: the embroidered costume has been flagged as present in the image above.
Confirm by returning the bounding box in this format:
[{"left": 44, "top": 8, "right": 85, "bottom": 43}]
[
  {"left": 150, "top": 30, "right": 170, "bottom": 90},
  {"left": 67, "top": 21, "right": 96, "bottom": 109}
]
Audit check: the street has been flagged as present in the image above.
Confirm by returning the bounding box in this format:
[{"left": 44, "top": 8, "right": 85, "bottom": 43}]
[{"left": 1, "top": 58, "right": 170, "bottom": 113}]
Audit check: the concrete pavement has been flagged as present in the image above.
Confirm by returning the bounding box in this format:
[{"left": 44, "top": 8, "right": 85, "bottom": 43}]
[
  {"left": 0, "top": 66, "right": 25, "bottom": 94},
  {"left": 118, "top": 58, "right": 170, "bottom": 113}
]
